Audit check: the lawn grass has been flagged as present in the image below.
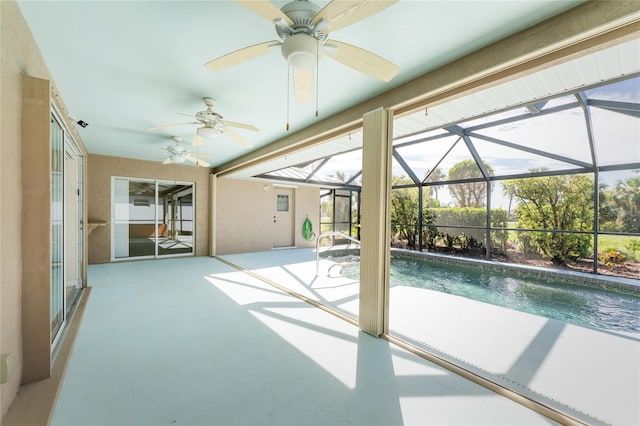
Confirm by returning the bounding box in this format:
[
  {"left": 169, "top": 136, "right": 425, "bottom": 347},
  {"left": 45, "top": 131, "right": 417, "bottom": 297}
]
[
  {"left": 599, "top": 234, "right": 640, "bottom": 260},
  {"left": 503, "top": 222, "right": 640, "bottom": 261}
]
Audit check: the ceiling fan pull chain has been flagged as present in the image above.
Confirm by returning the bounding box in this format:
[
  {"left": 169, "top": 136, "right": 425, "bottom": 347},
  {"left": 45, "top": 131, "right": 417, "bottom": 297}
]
[
  {"left": 286, "top": 64, "right": 291, "bottom": 131},
  {"left": 315, "top": 39, "right": 319, "bottom": 118}
]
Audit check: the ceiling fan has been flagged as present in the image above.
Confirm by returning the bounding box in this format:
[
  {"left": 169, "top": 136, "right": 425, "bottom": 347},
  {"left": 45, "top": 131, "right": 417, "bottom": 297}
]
[
  {"left": 205, "top": 0, "right": 400, "bottom": 103},
  {"left": 162, "top": 137, "right": 212, "bottom": 167},
  {"left": 148, "top": 97, "right": 258, "bottom": 148}
]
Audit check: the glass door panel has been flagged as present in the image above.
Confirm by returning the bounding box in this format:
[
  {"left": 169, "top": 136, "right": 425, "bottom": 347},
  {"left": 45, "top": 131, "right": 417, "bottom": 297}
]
[
  {"left": 113, "top": 179, "right": 193, "bottom": 260},
  {"left": 158, "top": 183, "right": 193, "bottom": 256},
  {"left": 51, "top": 117, "right": 65, "bottom": 341},
  {"left": 113, "top": 178, "right": 157, "bottom": 259}
]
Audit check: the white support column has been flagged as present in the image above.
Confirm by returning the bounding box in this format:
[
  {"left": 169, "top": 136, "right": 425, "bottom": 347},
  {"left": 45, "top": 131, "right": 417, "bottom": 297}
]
[
  {"left": 359, "top": 107, "right": 393, "bottom": 337},
  {"left": 209, "top": 174, "right": 217, "bottom": 256}
]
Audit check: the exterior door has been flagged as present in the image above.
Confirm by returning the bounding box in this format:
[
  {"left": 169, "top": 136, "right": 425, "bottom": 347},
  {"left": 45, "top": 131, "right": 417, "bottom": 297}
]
[{"left": 273, "top": 189, "right": 294, "bottom": 247}]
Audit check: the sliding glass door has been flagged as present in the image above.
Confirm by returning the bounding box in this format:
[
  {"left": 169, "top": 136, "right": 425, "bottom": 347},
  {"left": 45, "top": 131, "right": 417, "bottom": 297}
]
[
  {"left": 112, "top": 178, "right": 194, "bottom": 260},
  {"left": 51, "top": 111, "right": 85, "bottom": 349},
  {"left": 51, "top": 116, "right": 65, "bottom": 341}
]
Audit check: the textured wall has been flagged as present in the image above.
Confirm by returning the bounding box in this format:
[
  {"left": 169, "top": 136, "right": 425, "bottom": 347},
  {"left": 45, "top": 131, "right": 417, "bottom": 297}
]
[
  {"left": 87, "top": 154, "right": 211, "bottom": 263},
  {"left": 0, "top": 1, "right": 56, "bottom": 415},
  {"left": 215, "top": 178, "right": 319, "bottom": 255}
]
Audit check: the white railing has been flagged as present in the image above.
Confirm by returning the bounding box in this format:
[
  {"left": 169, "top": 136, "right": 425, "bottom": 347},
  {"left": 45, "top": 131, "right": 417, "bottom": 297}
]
[{"left": 315, "top": 232, "right": 361, "bottom": 276}]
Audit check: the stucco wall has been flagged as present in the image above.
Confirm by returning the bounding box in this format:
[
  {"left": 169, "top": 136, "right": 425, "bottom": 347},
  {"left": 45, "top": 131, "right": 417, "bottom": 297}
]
[
  {"left": 87, "top": 154, "right": 211, "bottom": 264},
  {"left": 0, "top": 1, "right": 59, "bottom": 416},
  {"left": 215, "top": 178, "right": 320, "bottom": 255}
]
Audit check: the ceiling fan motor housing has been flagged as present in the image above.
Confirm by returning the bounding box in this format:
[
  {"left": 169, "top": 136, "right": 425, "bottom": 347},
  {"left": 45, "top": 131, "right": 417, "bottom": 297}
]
[
  {"left": 196, "top": 110, "right": 223, "bottom": 123},
  {"left": 278, "top": 0, "right": 325, "bottom": 69}
]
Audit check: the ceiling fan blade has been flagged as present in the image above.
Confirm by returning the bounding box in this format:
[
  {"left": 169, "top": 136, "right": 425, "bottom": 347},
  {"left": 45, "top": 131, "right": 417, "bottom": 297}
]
[
  {"left": 235, "top": 0, "right": 293, "bottom": 26},
  {"left": 205, "top": 40, "right": 280, "bottom": 71},
  {"left": 177, "top": 113, "right": 195, "bottom": 118},
  {"left": 186, "top": 155, "right": 210, "bottom": 168},
  {"left": 293, "top": 68, "right": 314, "bottom": 104},
  {"left": 324, "top": 40, "right": 399, "bottom": 82},
  {"left": 221, "top": 120, "right": 259, "bottom": 132},
  {"left": 313, "top": 0, "right": 397, "bottom": 33},
  {"left": 192, "top": 134, "right": 205, "bottom": 146},
  {"left": 224, "top": 129, "right": 253, "bottom": 148},
  {"left": 147, "top": 121, "right": 199, "bottom": 131},
  {"left": 162, "top": 157, "right": 173, "bottom": 165},
  {"left": 187, "top": 151, "right": 213, "bottom": 159}
]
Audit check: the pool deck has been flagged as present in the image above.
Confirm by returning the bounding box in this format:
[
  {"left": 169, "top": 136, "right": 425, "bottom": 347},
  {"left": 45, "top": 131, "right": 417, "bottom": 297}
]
[
  {"left": 42, "top": 254, "right": 560, "bottom": 426},
  {"left": 220, "top": 248, "right": 640, "bottom": 426}
]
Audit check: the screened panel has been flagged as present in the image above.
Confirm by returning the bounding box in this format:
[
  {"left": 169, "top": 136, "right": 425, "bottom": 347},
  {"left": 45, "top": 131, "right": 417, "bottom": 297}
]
[
  {"left": 314, "top": 149, "right": 362, "bottom": 183},
  {"left": 436, "top": 142, "right": 484, "bottom": 183},
  {"left": 599, "top": 170, "right": 640, "bottom": 233},
  {"left": 335, "top": 194, "right": 350, "bottom": 223},
  {"left": 502, "top": 173, "right": 594, "bottom": 232},
  {"left": 586, "top": 76, "right": 640, "bottom": 102},
  {"left": 471, "top": 106, "right": 593, "bottom": 165},
  {"left": 470, "top": 137, "right": 580, "bottom": 175},
  {"left": 391, "top": 157, "right": 409, "bottom": 181},
  {"left": 391, "top": 187, "right": 420, "bottom": 249},
  {"left": 394, "top": 135, "right": 460, "bottom": 181},
  {"left": 592, "top": 109, "right": 640, "bottom": 166}
]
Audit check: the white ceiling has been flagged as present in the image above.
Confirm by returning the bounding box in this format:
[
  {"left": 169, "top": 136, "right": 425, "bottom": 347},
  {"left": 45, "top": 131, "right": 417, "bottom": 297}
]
[{"left": 17, "top": 0, "right": 585, "bottom": 169}]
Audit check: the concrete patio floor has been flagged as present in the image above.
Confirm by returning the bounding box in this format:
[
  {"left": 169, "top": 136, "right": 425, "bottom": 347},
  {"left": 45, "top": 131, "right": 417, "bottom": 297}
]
[{"left": 47, "top": 254, "right": 564, "bottom": 426}]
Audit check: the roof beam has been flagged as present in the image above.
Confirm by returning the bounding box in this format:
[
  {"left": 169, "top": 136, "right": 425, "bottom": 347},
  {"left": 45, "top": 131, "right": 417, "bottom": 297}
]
[
  {"left": 575, "top": 92, "right": 599, "bottom": 168},
  {"left": 468, "top": 132, "right": 593, "bottom": 168},
  {"left": 526, "top": 101, "right": 548, "bottom": 114},
  {"left": 305, "top": 157, "right": 331, "bottom": 182},
  {"left": 392, "top": 148, "right": 421, "bottom": 185},
  {"left": 421, "top": 136, "right": 461, "bottom": 184},
  {"left": 446, "top": 125, "right": 491, "bottom": 179},
  {"left": 346, "top": 170, "right": 362, "bottom": 185},
  {"left": 588, "top": 98, "right": 640, "bottom": 118}
]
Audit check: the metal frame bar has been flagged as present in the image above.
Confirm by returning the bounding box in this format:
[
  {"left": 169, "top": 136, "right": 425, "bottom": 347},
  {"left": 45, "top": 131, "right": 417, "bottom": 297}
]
[
  {"left": 392, "top": 148, "right": 421, "bottom": 185},
  {"left": 589, "top": 99, "right": 640, "bottom": 118},
  {"left": 305, "top": 157, "right": 331, "bottom": 182},
  {"left": 576, "top": 92, "right": 600, "bottom": 273}
]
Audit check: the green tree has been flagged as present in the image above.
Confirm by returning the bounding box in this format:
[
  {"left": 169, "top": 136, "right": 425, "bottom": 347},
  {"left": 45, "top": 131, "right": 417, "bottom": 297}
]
[
  {"left": 390, "top": 176, "right": 436, "bottom": 248},
  {"left": 613, "top": 173, "right": 640, "bottom": 233},
  {"left": 502, "top": 171, "right": 593, "bottom": 263},
  {"left": 598, "top": 182, "right": 620, "bottom": 231},
  {"left": 447, "top": 160, "right": 493, "bottom": 207},
  {"left": 424, "top": 167, "right": 444, "bottom": 200}
]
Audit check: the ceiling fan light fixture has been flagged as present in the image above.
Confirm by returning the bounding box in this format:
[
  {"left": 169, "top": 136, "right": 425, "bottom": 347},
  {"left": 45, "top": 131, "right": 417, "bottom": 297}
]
[
  {"left": 197, "top": 126, "right": 223, "bottom": 139},
  {"left": 170, "top": 153, "right": 187, "bottom": 164},
  {"left": 281, "top": 34, "right": 319, "bottom": 69}
]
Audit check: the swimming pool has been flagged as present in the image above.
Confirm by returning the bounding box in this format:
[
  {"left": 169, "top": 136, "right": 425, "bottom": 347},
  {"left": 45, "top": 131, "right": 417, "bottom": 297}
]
[{"left": 335, "top": 253, "right": 640, "bottom": 334}]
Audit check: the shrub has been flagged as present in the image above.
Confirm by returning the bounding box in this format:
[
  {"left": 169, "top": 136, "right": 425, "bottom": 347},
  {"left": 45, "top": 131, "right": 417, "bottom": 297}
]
[
  {"left": 626, "top": 239, "right": 640, "bottom": 257},
  {"left": 425, "top": 207, "right": 509, "bottom": 253},
  {"left": 598, "top": 248, "right": 627, "bottom": 270}
]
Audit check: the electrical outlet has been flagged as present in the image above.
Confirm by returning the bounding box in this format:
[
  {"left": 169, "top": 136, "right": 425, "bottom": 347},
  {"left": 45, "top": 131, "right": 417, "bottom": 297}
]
[{"left": 0, "top": 354, "right": 11, "bottom": 384}]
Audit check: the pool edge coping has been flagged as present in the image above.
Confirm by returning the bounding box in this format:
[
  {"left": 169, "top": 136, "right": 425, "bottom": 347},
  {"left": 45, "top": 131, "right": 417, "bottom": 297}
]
[{"left": 320, "top": 246, "right": 640, "bottom": 296}]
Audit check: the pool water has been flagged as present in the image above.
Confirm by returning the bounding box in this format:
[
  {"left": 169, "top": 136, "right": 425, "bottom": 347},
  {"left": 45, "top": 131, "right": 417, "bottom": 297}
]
[{"left": 338, "top": 254, "right": 640, "bottom": 334}]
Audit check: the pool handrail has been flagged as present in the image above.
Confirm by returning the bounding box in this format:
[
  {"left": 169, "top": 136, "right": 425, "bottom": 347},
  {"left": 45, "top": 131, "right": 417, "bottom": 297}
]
[{"left": 315, "top": 232, "right": 361, "bottom": 276}]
